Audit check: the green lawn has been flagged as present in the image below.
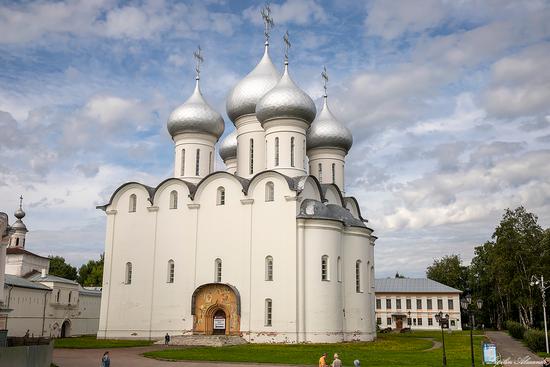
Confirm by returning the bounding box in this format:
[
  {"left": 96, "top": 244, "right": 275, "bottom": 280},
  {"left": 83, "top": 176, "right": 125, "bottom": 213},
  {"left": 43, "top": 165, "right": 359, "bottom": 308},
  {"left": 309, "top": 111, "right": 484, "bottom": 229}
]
[
  {"left": 54, "top": 335, "right": 154, "bottom": 349},
  {"left": 144, "top": 331, "right": 487, "bottom": 366}
]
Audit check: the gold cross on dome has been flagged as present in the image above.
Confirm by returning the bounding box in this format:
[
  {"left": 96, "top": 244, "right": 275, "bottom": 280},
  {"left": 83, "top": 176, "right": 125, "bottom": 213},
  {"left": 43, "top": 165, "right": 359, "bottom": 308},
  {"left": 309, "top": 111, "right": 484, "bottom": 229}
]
[
  {"left": 283, "top": 31, "right": 291, "bottom": 62},
  {"left": 261, "top": 3, "right": 274, "bottom": 43},
  {"left": 193, "top": 46, "right": 204, "bottom": 79},
  {"left": 321, "top": 66, "right": 329, "bottom": 96}
]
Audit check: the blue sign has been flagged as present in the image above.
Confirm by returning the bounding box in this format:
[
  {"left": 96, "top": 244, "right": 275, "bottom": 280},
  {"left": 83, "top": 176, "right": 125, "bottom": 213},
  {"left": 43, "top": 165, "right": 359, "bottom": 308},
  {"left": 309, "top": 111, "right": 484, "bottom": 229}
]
[{"left": 482, "top": 342, "right": 497, "bottom": 364}]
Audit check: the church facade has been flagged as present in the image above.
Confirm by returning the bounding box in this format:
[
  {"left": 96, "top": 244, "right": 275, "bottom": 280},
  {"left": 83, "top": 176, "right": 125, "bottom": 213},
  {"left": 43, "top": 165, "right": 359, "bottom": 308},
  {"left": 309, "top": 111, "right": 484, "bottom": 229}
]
[{"left": 97, "top": 26, "right": 376, "bottom": 343}]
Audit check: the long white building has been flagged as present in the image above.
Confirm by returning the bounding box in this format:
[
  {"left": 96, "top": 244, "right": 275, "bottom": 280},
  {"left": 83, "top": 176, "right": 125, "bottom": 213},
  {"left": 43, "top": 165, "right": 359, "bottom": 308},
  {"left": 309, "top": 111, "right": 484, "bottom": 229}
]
[{"left": 97, "top": 18, "right": 377, "bottom": 344}]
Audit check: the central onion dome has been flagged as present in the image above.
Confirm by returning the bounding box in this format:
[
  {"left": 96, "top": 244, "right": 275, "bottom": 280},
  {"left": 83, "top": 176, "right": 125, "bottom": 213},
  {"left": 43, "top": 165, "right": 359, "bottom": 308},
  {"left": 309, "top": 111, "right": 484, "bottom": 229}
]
[
  {"left": 226, "top": 43, "right": 280, "bottom": 123},
  {"left": 307, "top": 96, "right": 353, "bottom": 152},
  {"left": 256, "top": 62, "right": 317, "bottom": 125},
  {"left": 219, "top": 129, "right": 238, "bottom": 161},
  {"left": 167, "top": 78, "right": 225, "bottom": 139}
]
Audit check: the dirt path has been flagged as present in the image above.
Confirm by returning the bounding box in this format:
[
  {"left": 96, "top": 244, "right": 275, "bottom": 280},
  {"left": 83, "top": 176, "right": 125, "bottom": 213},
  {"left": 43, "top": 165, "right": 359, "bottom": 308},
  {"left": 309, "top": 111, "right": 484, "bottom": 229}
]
[
  {"left": 417, "top": 337, "right": 442, "bottom": 351},
  {"left": 486, "top": 331, "right": 543, "bottom": 366},
  {"left": 53, "top": 346, "right": 311, "bottom": 367}
]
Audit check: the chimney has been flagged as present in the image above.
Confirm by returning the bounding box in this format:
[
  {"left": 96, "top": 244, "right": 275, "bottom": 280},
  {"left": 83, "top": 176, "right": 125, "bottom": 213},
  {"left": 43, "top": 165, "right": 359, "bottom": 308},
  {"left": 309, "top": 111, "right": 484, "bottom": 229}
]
[{"left": 41, "top": 268, "right": 47, "bottom": 278}]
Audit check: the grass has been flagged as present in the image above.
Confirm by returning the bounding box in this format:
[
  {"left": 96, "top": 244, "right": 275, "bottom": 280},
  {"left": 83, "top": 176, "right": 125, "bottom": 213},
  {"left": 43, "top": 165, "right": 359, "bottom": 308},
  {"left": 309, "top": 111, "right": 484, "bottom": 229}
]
[
  {"left": 54, "top": 335, "right": 154, "bottom": 349},
  {"left": 144, "top": 330, "right": 487, "bottom": 367}
]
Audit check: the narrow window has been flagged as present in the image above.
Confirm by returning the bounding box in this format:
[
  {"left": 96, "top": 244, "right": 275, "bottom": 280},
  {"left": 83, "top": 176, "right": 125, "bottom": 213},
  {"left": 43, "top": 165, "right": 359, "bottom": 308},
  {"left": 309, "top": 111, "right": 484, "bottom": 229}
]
[
  {"left": 371, "top": 266, "right": 375, "bottom": 289},
  {"left": 396, "top": 298, "right": 402, "bottom": 309},
  {"left": 15, "top": 238, "right": 19, "bottom": 247},
  {"left": 318, "top": 163, "right": 323, "bottom": 183},
  {"left": 265, "top": 182, "right": 274, "bottom": 202},
  {"left": 387, "top": 317, "right": 391, "bottom": 325},
  {"left": 181, "top": 149, "right": 185, "bottom": 176},
  {"left": 418, "top": 318, "right": 423, "bottom": 326},
  {"left": 321, "top": 255, "right": 329, "bottom": 281},
  {"left": 274, "top": 137, "right": 279, "bottom": 166},
  {"left": 290, "top": 137, "right": 295, "bottom": 167},
  {"left": 249, "top": 138, "right": 254, "bottom": 174},
  {"left": 217, "top": 187, "right": 225, "bottom": 205},
  {"left": 437, "top": 299, "right": 443, "bottom": 310},
  {"left": 303, "top": 140, "right": 306, "bottom": 168},
  {"left": 448, "top": 299, "right": 454, "bottom": 310},
  {"left": 194, "top": 149, "right": 201, "bottom": 176},
  {"left": 377, "top": 317, "right": 382, "bottom": 325},
  {"left": 376, "top": 298, "right": 381, "bottom": 309},
  {"left": 356, "top": 260, "right": 362, "bottom": 293},
  {"left": 428, "top": 318, "right": 433, "bottom": 326},
  {"left": 427, "top": 299, "right": 433, "bottom": 310},
  {"left": 386, "top": 298, "right": 391, "bottom": 309},
  {"left": 129, "top": 194, "right": 137, "bottom": 213},
  {"left": 406, "top": 299, "right": 412, "bottom": 309},
  {"left": 265, "top": 298, "right": 272, "bottom": 326},
  {"left": 331, "top": 163, "right": 336, "bottom": 184},
  {"left": 56, "top": 290, "right": 60, "bottom": 303},
  {"left": 265, "top": 256, "right": 273, "bottom": 281},
  {"left": 167, "top": 260, "right": 175, "bottom": 283},
  {"left": 68, "top": 291, "right": 72, "bottom": 304},
  {"left": 215, "top": 258, "right": 222, "bottom": 282},
  {"left": 337, "top": 256, "right": 342, "bottom": 282},
  {"left": 416, "top": 299, "right": 422, "bottom": 309},
  {"left": 125, "top": 262, "right": 132, "bottom": 284},
  {"left": 169, "top": 190, "right": 178, "bottom": 209},
  {"left": 209, "top": 151, "right": 212, "bottom": 173}
]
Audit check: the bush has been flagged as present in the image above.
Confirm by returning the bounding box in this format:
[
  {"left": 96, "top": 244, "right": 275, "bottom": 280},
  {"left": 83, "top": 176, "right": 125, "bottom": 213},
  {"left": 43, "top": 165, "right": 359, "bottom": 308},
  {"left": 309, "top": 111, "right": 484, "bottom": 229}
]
[
  {"left": 505, "top": 320, "right": 526, "bottom": 339},
  {"left": 524, "top": 329, "right": 548, "bottom": 353}
]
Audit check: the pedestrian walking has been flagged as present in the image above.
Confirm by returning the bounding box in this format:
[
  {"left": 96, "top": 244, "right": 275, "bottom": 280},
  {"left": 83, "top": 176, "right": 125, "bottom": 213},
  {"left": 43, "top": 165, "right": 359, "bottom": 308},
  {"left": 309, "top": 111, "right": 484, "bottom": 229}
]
[
  {"left": 542, "top": 357, "right": 550, "bottom": 367},
  {"left": 164, "top": 332, "right": 170, "bottom": 346},
  {"left": 353, "top": 360, "right": 361, "bottom": 367},
  {"left": 101, "top": 351, "right": 110, "bottom": 367},
  {"left": 331, "top": 353, "right": 342, "bottom": 367},
  {"left": 319, "top": 352, "right": 328, "bottom": 367}
]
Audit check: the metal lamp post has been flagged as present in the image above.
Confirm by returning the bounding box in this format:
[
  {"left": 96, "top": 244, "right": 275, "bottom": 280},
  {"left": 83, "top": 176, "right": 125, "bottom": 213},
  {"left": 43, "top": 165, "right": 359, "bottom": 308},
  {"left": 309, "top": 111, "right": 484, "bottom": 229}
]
[
  {"left": 461, "top": 294, "right": 483, "bottom": 367},
  {"left": 530, "top": 275, "right": 549, "bottom": 354},
  {"left": 435, "top": 311, "right": 449, "bottom": 366},
  {"left": 408, "top": 311, "right": 412, "bottom": 331}
]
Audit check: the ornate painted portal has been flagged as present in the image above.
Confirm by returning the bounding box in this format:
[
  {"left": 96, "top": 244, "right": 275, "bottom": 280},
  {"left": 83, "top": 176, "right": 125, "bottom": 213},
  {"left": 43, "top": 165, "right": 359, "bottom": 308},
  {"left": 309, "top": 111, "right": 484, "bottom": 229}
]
[{"left": 191, "top": 283, "right": 241, "bottom": 335}]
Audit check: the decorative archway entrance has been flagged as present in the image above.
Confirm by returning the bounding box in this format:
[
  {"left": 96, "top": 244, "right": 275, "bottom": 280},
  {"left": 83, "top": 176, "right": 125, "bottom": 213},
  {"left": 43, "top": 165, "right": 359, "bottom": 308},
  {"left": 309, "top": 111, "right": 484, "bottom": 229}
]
[
  {"left": 191, "top": 283, "right": 240, "bottom": 336},
  {"left": 60, "top": 320, "right": 71, "bottom": 338}
]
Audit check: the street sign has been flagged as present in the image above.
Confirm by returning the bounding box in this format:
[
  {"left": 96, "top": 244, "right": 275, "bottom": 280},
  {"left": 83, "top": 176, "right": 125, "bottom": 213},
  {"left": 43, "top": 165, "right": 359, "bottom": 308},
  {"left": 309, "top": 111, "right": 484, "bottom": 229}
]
[{"left": 482, "top": 342, "right": 497, "bottom": 364}]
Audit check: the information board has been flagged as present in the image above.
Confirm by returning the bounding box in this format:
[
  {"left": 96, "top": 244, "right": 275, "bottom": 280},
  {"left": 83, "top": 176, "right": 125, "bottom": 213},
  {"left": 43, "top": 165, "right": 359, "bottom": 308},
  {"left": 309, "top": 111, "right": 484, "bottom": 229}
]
[
  {"left": 213, "top": 317, "right": 226, "bottom": 330},
  {"left": 482, "top": 342, "right": 497, "bottom": 365}
]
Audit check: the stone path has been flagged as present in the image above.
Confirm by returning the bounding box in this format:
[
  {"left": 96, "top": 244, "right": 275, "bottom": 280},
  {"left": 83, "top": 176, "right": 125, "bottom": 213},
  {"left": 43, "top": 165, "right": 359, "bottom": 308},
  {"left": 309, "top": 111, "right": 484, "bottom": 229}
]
[
  {"left": 53, "top": 346, "right": 311, "bottom": 367},
  {"left": 486, "top": 331, "right": 543, "bottom": 366},
  {"left": 417, "top": 337, "right": 442, "bottom": 351}
]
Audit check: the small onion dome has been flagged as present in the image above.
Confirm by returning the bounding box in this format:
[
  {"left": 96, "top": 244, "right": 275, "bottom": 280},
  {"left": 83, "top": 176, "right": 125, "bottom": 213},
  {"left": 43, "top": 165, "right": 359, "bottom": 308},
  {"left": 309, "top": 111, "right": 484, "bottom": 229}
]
[
  {"left": 12, "top": 219, "right": 27, "bottom": 232},
  {"left": 307, "top": 96, "right": 353, "bottom": 153},
  {"left": 226, "top": 44, "right": 280, "bottom": 123},
  {"left": 219, "top": 129, "right": 238, "bottom": 161},
  {"left": 14, "top": 207, "right": 25, "bottom": 220},
  {"left": 256, "top": 62, "right": 316, "bottom": 126},
  {"left": 167, "top": 79, "right": 225, "bottom": 140}
]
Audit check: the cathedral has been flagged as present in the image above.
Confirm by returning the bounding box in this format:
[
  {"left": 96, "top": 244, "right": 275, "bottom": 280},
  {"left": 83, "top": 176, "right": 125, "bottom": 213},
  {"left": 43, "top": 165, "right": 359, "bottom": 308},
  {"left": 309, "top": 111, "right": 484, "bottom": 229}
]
[{"left": 97, "top": 14, "right": 376, "bottom": 343}]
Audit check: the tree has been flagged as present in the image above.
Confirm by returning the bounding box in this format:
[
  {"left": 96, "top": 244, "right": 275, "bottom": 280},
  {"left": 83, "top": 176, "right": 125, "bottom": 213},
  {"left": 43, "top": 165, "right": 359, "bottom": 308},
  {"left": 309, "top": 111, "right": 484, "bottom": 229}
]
[
  {"left": 78, "top": 253, "right": 104, "bottom": 287},
  {"left": 426, "top": 254, "right": 469, "bottom": 291},
  {"left": 395, "top": 272, "right": 406, "bottom": 278},
  {"left": 48, "top": 256, "right": 78, "bottom": 280}
]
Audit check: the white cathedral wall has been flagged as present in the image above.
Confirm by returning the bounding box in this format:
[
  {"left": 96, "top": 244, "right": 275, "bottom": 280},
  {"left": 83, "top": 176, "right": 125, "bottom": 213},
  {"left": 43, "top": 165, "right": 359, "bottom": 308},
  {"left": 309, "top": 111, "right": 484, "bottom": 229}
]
[
  {"left": 235, "top": 115, "right": 266, "bottom": 178},
  {"left": 307, "top": 148, "right": 346, "bottom": 191},
  {"left": 173, "top": 133, "right": 217, "bottom": 183},
  {"left": 264, "top": 119, "right": 308, "bottom": 177}
]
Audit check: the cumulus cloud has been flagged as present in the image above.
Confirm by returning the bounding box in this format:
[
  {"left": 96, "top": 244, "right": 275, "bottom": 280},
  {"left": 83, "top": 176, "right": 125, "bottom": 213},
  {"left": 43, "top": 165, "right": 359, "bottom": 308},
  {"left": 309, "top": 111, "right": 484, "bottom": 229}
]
[{"left": 243, "top": 0, "right": 327, "bottom": 26}]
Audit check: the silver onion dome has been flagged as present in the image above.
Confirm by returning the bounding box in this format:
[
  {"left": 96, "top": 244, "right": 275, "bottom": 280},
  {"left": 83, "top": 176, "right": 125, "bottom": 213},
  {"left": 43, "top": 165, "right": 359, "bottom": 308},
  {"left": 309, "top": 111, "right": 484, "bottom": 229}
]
[
  {"left": 226, "top": 43, "right": 280, "bottom": 123},
  {"left": 219, "top": 129, "right": 238, "bottom": 161},
  {"left": 256, "top": 62, "right": 317, "bottom": 125},
  {"left": 307, "top": 96, "right": 353, "bottom": 152},
  {"left": 167, "top": 79, "right": 225, "bottom": 140}
]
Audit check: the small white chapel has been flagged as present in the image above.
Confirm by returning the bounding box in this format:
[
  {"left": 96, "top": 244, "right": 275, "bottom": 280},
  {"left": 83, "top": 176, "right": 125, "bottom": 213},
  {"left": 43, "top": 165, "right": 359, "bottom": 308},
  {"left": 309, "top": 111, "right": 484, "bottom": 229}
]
[{"left": 97, "top": 8, "right": 377, "bottom": 344}]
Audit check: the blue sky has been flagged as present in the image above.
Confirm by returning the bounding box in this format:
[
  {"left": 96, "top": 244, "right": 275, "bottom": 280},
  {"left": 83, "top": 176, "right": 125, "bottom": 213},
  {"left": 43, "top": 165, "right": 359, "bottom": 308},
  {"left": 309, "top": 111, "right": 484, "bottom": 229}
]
[{"left": 1, "top": 0, "right": 549, "bottom": 277}]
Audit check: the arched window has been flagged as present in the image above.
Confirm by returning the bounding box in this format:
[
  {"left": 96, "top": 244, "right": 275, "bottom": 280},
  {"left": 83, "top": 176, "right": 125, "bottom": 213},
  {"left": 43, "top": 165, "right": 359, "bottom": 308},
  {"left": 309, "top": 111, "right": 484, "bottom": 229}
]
[
  {"left": 195, "top": 149, "right": 200, "bottom": 176},
  {"left": 356, "top": 260, "right": 362, "bottom": 293},
  {"left": 290, "top": 137, "right": 295, "bottom": 167},
  {"left": 217, "top": 187, "right": 225, "bottom": 205},
  {"left": 169, "top": 190, "right": 178, "bottom": 209},
  {"left": 265, "top": 256, "right": 273, "bottom": 281},
  {"left": 371, "top": 265, "right": 375, "bottom": 290},
  {"left": 215, "top": 258, "right": 222, "bottom": 282},
  {"left": 15, "top": 238, "right": 19, "bottom": 247},
  {"left": 318, "top": 163, "right": 323, "bottom": 183},
  {"left": 249, "top": 138, "right": 254, "bottom": 174},
  {"left": 265, "top": 298, "right": 272, "bottom": 326},
  {"left": 125, "top": 262, "right": 132, "bottom": 284},
  {"left": 337, "top": 256, "right": 342, "bottom": 282},
  {"left": 68, "top": 291, "right": 72, "bottom": 304},
  {"left": 129, "top": 194, "right": 137, "bottom": 213},
  {"left": 181, "top": 149, "right": 185, "bottom": 176},
  {"left": 56, "top": 290, "right": 60, "bottom": 303},
  {"left": 265, "top": 181, "right": 274, "bottom": 202},
  {"left": 167, "top": 260, "right": 175, "bottom": 283},
  {"left": 321, "top": 255, "right": 329, "bottom": 281},
  {"left": 303, "top": 140, "right": 306, "bottom": 168},
  {"left": 332, "top": 163, "right": 336, "bottom": 184},
  {"left": 274, "top": 137, "right": 279, "bottom": 166}
]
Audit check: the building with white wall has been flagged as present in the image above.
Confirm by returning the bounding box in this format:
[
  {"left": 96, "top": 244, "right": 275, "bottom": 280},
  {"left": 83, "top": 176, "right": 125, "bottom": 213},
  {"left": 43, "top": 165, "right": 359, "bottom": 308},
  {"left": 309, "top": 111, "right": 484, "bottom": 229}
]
[
  {"left": 375, "top": 278, "right": 462, "bottom": 331},
  {"left": 1, "top": 202, "right": 101, "bottom": 337},
  {"left": 97, "top": 13, "right": 376, "bottom": 344}
]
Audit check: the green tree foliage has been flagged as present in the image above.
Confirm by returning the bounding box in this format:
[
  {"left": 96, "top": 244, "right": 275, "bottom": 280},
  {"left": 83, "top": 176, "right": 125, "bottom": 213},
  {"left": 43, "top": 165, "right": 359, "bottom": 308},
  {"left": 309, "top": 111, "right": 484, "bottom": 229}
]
[
  {"left": 48, "top": 256, "right": 78, "bottom": 280},
  {"left": 78, "top": 253, "right": 104, "bottom": 287},
  {"left": 426, "top": 254, "right": 468, "bottom": 291},
  {"left": 395, "top": 272, "right": 406, "bottom": 278}
]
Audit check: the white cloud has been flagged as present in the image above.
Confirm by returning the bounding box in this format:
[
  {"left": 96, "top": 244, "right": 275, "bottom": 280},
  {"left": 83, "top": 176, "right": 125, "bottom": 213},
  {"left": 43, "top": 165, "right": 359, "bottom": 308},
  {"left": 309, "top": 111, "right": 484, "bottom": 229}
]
[{"left": 243, "top": 0, "right": 327, "bottom": 26}]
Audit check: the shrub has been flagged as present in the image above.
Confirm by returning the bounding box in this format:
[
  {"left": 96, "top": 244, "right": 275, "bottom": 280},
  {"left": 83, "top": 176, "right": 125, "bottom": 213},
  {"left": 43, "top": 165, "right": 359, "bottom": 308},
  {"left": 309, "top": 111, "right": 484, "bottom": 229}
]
[
  {"left": 524, "top": 329, "right": 548, "bottom": 353},
  {"left": 505, "top": 320, "right": 526, "bottom": 339}
]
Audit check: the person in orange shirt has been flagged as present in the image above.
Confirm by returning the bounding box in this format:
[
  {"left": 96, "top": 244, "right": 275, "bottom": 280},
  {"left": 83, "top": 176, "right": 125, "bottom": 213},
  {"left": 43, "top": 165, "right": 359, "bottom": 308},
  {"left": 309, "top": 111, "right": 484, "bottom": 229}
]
[{"left": 319, "top": 352, "right": 328, "bottom": 367}]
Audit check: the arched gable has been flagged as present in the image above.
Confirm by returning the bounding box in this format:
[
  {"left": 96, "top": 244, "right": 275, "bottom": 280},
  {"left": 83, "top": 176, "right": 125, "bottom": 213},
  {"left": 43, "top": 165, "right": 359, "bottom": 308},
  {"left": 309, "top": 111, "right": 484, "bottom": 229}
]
[
  {"left": 246, "top": 170, "right": 297, "bottom": 197},
  {"left": 151, "top": 178, "right": 195, "bottom": 206},
  {"left": 321, "top": 184, "right": 345, "bottom": 207},
  {"left": 96, "top": 182, "right": 155, "bottom": 211},
  {"left": 191, "top": 283, "right": 241, "bottom": 316},
  {"left": 344, "top": 196, "right": 367, "bottom": 222},
  {"left": 296, "top": 175, "right": 323, "bottom": 202},
  {"left": 192, "top": 171, "right": 248, "bottom": 201}
]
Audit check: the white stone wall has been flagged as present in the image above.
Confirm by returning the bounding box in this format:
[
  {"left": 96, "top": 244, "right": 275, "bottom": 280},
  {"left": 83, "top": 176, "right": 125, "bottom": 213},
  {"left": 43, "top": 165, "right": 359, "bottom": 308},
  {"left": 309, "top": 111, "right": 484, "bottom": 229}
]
[
  {"left": 263, "top": 119, "right": 308, "bottom": 177},
  {"left": 307, "top": 148, "right": 346, "bottom": 191},
  {"left": 173, "top": 133, "right": 217, "bottom": 183},
  {"left": 235, "top": 115, "right": 266, "bottom": 178},
  {"left": 5, "top": 254, "right": 50, "bottom": 277}
]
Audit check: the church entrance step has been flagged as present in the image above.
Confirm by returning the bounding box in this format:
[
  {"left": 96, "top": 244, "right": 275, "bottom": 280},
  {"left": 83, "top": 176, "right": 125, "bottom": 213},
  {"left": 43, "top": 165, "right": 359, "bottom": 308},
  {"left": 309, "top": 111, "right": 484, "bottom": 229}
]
[{"left": 155, "top": 335, "right": 248, "bottom": 347}]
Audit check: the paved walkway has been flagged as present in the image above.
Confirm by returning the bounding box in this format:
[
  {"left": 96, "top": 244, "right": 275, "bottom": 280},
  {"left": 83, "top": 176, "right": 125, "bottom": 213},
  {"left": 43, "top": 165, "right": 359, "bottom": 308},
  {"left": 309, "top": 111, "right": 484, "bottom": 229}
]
[
  {"left": 486, "top": 331, "right": 543, "bottom": 366},
  {"left": 53, "top": 346, "right": 311, "bottom": 367}
]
